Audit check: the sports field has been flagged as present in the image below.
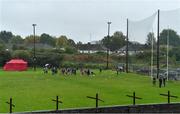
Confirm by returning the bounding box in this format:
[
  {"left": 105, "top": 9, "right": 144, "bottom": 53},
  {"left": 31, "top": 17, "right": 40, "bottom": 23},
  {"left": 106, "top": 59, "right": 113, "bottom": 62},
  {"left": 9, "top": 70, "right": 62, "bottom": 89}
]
[{"left": 0, "top": 69, "right": 180, "bottom": 113}]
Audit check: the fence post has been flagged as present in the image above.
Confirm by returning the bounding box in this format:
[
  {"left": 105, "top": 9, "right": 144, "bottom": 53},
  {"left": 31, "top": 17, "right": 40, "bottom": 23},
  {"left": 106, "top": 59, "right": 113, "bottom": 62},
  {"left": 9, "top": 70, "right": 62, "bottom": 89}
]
[
  {"left": 96, "top": 93, "right": 98, "bottom": 108},
  {"left": 126, "top": 92, "right": 142, "bottom": 105},
  {"left": 6, "top": 97, "right": 15, "bottom": 113},
  {"left": 160, "top": 91, "right": 178, "bottom": 104},
  {"left": 133, "top": 92, "right": 135, "bottom": 105},
  {"left": 87, "top": 93, "right": 104, "bottom": 113},
  {"left": 52, "top": 96, "right": 63, "bottom": 112},
  {"left": 168, "top": 91, "right": 170, "bottom": 104}
]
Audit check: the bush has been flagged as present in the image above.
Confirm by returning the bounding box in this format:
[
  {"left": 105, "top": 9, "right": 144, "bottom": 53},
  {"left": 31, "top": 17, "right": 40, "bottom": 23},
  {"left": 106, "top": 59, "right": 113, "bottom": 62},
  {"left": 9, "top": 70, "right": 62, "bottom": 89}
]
[
  {"left": 12, "top": 50, "right": 31, "bottom": 62},
  {"left": 0, "top": 50, "right": 11, "bottom": 66},
  {"left": 61, "top": 62, "right": 107, "bottom": 69},
  {"left": 35, "top": 51, "right": 64, "bottom": 67},
  {"left": 95, "top": 51, "right": 106, "bottom": 56},
  {"left": 65, "top": 47, "right": 77, "bottom": 54}
]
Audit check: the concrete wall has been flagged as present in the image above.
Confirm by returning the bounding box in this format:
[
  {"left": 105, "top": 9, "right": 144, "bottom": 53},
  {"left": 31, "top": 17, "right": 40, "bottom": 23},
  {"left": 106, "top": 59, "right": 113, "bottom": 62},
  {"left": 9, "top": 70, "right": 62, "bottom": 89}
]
[{"left": 28, "top": 103, "right": 180, "bottom": 113}]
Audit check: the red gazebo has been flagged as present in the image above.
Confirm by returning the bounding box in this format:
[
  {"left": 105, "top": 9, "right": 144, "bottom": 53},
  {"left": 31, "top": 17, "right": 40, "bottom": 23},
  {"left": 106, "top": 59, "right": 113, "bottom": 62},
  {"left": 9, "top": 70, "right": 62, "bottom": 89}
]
[{"left": 3, "top": 59, "right": 28, "bottom": 71}]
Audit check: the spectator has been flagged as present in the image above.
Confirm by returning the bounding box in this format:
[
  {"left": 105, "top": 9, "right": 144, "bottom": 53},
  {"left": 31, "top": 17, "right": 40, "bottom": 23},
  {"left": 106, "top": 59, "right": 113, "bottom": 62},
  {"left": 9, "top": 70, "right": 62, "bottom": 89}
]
[
  {"left": 163, "top": 76, "right": 167, "bottom": 87},
  {"left": 43, "top": 67, "right": 48, "bottom": 74},
  {"left": 159, "top": 74, "right": 163, "bottom": 88},
  {"left": 99, "top": 68, "right": 102, "bottom": 73},
  {"left": 152, "top": 77, "right": 156, "bottom": 86}
]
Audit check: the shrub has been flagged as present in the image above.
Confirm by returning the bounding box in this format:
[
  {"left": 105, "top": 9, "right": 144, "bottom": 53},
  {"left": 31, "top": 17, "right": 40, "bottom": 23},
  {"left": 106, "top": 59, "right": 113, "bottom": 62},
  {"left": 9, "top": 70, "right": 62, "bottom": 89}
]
[
  {"left": 35, "top": 51, "right": 64, "bottom": 67},
  {"left": 12, "top": 50, "right": 31, "bottom": 62},
  {"left": 0, "top": 50, "right": 11, "bottom": 66},
  {"left": 65, "top": 47, "right": 77, "bottom": 54}
]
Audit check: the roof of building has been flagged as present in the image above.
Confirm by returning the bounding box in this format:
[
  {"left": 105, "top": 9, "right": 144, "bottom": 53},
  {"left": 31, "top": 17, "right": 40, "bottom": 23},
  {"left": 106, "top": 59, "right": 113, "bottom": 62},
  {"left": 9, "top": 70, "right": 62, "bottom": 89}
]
[
  {"left": 78, "top": 44, "right": 107, "bottom": 51},
  {"left": 118, "top": 43, "right": 145, "bottom": 52}
]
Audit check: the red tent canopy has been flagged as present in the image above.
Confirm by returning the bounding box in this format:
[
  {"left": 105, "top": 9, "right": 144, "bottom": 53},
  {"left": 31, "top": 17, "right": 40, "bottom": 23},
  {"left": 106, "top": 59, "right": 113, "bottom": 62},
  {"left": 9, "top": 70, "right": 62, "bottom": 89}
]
[{"left": 3, "top": 59, "right": 28, "bottom": 71}]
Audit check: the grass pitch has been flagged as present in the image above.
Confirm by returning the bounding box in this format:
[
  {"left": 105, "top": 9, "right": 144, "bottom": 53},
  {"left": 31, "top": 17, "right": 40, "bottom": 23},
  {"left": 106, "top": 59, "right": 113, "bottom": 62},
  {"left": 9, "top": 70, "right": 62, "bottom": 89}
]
[{"left": 0, "top": 69, "right": 180, "bottom": 113}]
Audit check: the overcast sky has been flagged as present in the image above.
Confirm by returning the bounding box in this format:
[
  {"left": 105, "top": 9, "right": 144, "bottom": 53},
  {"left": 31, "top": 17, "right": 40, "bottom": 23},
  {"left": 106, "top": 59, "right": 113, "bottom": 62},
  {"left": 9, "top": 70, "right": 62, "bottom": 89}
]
[{"left": 0, "top": 0, "right": 180, "bottom": 43}]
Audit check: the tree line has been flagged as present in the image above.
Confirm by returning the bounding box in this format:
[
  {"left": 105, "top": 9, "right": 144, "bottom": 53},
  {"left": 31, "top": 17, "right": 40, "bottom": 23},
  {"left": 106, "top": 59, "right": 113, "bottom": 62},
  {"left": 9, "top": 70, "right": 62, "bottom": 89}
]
[
  {"left": 0, "top": 31, "right": 76, "bottom": 51},
  {"left": 0, "top": 29, "right": 180, "bottom": 67},
  {"left": 0, "top": 29, "right": 180, "bottom": 51}
]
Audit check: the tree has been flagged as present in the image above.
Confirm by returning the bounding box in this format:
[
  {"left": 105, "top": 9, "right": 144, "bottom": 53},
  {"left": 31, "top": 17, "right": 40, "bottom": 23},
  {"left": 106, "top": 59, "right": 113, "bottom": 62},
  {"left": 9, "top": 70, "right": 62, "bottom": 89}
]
[
  {"left": 77, "top": 41, "right": 82, "bottom": 45},
  {"left": 65, "top": 47, "right": 77, "bottom": 54},
  {"left": 0, "top": 31, "right": 13, "bottom": 43},
  {"left": 40, "top": 33, "right": 56, "bottom": 46},
  {"left": 160, "top": 29, "right": 180, "bottom": 47},
  {"left": 76, "top": 41, "right": 83, "bottom": 49},
  {"left": 169, "top": 47, "right": 180, "bottom": 61},
  {"left": 35, "top": 50, "right": 64, "bottom": 67},
  {"left": 0, "top": 39, "right": 5, "bottom": 51},
  {"left": 68, "top": 39, "right": 76, "bottom": 47},
  {"left": 24, "top": 35, "right": 40, "bottom": 44},
  {"left": 145, "top": 32, "right": 156, "bottom": 48},
  {"left": 10, "top": 35, "right": 24, "bottom": 44},
  {"left": 0, "top": 50, "right": 11, "bottom": 66},
  {"left": 56, "top": 35, "right": 69, "bottom": 48},
  {"left": 101, "top": 31, "right": 126, "bottom": 51},
  {"left": 12, "top": 50, "right": 31, "bottom": 62}
]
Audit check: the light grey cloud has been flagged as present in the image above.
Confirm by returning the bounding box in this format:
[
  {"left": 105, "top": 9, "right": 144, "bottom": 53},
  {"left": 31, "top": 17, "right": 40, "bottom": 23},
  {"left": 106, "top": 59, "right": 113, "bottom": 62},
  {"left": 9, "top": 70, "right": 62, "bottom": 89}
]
[{"left": 0, "top": 0, "right": 180, "bottom": 43}]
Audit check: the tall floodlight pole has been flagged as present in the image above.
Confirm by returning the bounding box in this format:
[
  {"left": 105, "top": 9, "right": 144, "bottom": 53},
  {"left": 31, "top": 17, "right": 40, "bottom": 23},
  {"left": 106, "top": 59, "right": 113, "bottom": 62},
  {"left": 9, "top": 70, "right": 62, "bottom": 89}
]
[
  {"left": 167, "top": 26, "right": 169, "bottom": 81},
  {"left": 151, "top": 30, "right": 154, "bottom": 79},
  {"left": 106, "top": 22, "right": 111, "bottom": 69},
  {"left": 126, "top": 19, "right": 129, "bottom": 73},
  {"left": 157, "top": 10, "right": 160, "bottom": 78},
  {"left": 32, "top": 24, "right": 37, "bottom": 71}
]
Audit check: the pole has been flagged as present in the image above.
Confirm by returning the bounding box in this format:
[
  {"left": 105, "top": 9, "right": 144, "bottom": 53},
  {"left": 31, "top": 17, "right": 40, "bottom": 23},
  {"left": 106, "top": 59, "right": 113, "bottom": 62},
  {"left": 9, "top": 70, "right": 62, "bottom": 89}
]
[
  {"left": 157, "top": 10, "right": 160, "bottom": 79},
  {"left": 56, "top": 96, "right": 59, "bottom": 111},
  {"left": 96, "top": 93, "right": 99, "bottom": 113},
  {"left": 10, "top": 98, "right": 12, "bottom": 113},
  {"left": 89, "top": 33, "right": 92, "bottom": 54},
  {"left": 106, "top": 22, "right": 111, "bottom": 69},
  {"left": 167, "top": 27, "right": 169, "bottom": 81},
  {"left": 126, "top": 19, "right": 129, "bottom": 73},
  {"left": 133, "top": 92, "right": 135, "bottom": 105},
  {"left": 96, "top": 93, "right": 98, "bottom": 108},
  {"left": 168, "top": 91, "right": 170, "bottom": 104},
  {"left": 32, "top": 24, "right": 36, "bottom": 71},
  {"left": 151, "top": 31, "right": 154, "bottom": 79}
]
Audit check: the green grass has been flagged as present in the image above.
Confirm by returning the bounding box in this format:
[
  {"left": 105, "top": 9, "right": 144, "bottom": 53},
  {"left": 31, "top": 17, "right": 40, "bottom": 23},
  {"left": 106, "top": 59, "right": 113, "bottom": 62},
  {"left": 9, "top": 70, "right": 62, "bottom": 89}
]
[{"left": 0, "top": 69, "right": 180, "bottom": 113}]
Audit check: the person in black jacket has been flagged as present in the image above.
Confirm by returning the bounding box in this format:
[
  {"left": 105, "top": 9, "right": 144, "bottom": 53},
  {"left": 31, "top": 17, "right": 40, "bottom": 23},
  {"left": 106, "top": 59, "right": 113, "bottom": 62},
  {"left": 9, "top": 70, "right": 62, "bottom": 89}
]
[
  {"left": 163, "top": 76, "right": 167, "bottom": 87},
  {"left": 152, "top": 77, "right": 156, "bottom": 86},
  {"left": 159, "top": 74, "right": 163, "bottom": 88}
]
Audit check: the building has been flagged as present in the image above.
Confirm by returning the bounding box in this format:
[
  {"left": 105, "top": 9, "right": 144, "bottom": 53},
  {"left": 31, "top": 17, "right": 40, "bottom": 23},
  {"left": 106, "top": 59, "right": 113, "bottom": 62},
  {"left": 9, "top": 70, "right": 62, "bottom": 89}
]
[
  {"left": 115, "top": 42, "right": 145, "bottom": 56},
  {"left": 77, "top": 43, "right": 108, "bottom": 54}
]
